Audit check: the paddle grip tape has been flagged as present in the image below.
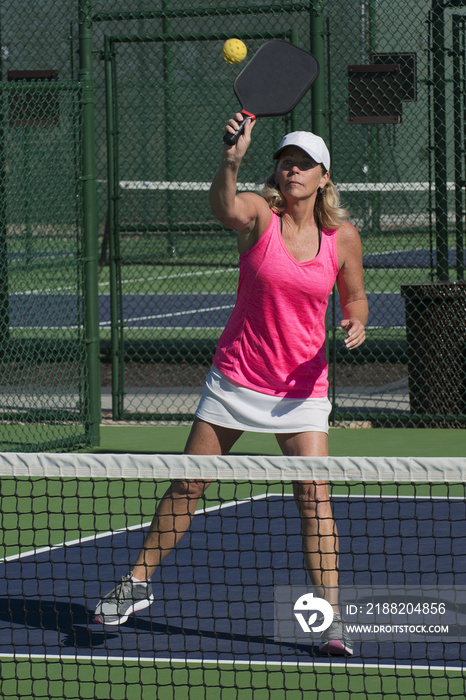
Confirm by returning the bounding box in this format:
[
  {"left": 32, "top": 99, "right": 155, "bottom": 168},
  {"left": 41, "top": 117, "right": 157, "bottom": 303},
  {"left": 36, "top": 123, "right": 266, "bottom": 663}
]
[{"left": 223, "top": 111, "right": 257, "bottom": 146}]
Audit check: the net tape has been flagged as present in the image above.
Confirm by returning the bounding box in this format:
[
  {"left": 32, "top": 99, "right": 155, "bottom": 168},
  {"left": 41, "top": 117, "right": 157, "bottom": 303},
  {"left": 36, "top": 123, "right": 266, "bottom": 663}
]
[{"left": 0, "top": 453, "right": 464, "bottom": 481}]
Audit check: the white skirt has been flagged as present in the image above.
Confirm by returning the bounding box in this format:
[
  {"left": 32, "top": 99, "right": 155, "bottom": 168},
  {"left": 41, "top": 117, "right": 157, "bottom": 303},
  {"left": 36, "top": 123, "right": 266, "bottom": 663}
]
[{"left": 195, "top": 366, "right": 332, "bottom": 434}]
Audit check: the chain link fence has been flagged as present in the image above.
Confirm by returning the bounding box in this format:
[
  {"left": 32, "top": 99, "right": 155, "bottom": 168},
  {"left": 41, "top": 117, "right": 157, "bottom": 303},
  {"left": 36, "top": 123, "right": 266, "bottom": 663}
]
[
  {"left": 0, "top": 77, "right": 91, "bottom": 449},
  {"left": 327, "top": 0, "right": 465, "bottom": 427},
  {"left": 1, "top": 1, "right": 464, "bottom": 444},
  {"left": 0, "top": 1, "right": 100, "bottom": 450},
  {"left": 92, "top": 6, "right": 316, "bottom": 423}
]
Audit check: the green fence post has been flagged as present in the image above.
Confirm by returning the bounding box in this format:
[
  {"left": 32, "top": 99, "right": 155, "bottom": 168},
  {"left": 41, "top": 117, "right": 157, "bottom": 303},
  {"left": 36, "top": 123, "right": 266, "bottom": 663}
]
[
  {"left": 163, "top": 1, "right": 177, "bottom": 257},
  {"left": 452, "top": 15, "right": 465, "bottom": 281},
  {"left": 431, "top": 0, "right": 450, "bottom": 281},
  {"left": 78, "top": 0, "right": 101, "bottom": 444},
  {"left": 311, "top": 1, "right": 335, "bottom": 421},
  {"left": 310, "top": 0, "right": 326, "bottom": 139},
  {"left": 367, "top": 0, "right": 381, "bottom": 235},
  {"left": 0, "top": 20, "right": 9, "bottom": 357},
  {"left": 104, "top": 36, "right": 125, "bottom": 420}
]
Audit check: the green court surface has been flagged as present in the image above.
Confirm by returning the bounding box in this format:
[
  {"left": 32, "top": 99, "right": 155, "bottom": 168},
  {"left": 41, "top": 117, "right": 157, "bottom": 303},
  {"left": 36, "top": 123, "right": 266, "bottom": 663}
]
[
  {"left": 1, "top": 659, "right": 465, "bottom": 700},
  {"left": 95, "top": 425, "right": 465, "bottom": 457}
]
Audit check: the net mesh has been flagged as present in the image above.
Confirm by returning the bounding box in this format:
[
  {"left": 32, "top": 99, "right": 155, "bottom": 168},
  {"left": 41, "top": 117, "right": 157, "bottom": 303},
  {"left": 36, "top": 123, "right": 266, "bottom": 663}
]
[{"left": 0, "top": 453, "right": 465, "bottom": 698}]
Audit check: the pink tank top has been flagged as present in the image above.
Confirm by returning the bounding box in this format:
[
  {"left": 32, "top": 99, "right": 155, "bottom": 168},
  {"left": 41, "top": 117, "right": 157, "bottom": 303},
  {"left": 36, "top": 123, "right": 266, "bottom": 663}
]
[{"left": 213, "top": 212, "right": 339, "bottom": 398}]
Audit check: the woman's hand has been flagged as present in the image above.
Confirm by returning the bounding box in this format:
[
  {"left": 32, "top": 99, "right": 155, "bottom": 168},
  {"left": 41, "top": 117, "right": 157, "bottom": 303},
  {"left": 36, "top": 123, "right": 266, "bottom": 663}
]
[
  {"left": 340, "top": 318, "right": 366, "bottom": 350},
  {"left": 223, "top": 112, "right": 255, "bottom": 160}
]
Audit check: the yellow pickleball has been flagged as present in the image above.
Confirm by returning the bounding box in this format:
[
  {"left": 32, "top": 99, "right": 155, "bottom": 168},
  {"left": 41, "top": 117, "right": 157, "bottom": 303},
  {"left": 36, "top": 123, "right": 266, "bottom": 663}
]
[{"left": 222, "top": 38, "right": 247, "bottom": 64}]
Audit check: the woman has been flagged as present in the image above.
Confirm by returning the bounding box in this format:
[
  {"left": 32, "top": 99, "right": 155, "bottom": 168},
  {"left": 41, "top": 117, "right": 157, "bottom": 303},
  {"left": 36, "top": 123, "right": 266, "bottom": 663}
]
[{"left": 95, "top": 115, "right": 368, "bottom": 656}]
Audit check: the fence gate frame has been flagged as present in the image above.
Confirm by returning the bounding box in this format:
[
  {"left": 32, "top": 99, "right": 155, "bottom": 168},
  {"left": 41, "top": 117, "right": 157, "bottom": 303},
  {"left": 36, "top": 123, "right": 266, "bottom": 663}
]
[{"left": 101, "top": 27, "right": 320, "bottom": 420}]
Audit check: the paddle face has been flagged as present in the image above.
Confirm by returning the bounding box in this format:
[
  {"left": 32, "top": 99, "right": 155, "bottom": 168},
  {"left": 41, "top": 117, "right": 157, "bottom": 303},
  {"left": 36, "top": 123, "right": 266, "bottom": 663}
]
[{"left": 224, "top": 40, "right": 320, "bottom": 145}]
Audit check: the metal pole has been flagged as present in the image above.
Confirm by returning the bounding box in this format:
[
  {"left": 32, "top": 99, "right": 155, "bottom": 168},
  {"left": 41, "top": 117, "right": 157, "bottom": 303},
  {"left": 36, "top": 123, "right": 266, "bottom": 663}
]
[
  {"left": 367, "top": 0, "right": 381, "bottom": 235},
  {"left": 310, "top": 0, "right": 327, "bottom": 138},
  {"left": 163, "top": 0, "right": 177, "bottom": 257},
  {"left": 0, "top": 20, "right": 10, "bottom": 357},
  {"left": 104, "top": 37, "right": 124, "bottom": 419},
  {"left": 310, "top": 2, "right": 335, "bottom": 421},
  {"left": 78, "top": 0, "right": 101, "bottom": 444},
  {"left": 427, "top": 13, "right": 435, "bottom": 282},
  {"left": 324, "top": 15, "right": 337, "bottom": 426},
  {"left": 452, "top": 16, "right": 464, "bottom": 281},
  {"left": 431, "top": 0, "right": 450, "bottom": 281},
  {"left": 460, "top": 18, "right": 466, "bottom": 281}
]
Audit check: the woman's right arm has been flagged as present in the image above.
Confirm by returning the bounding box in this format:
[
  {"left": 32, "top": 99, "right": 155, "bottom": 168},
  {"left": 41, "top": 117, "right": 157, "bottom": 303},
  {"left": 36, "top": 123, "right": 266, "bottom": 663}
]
[{"left": 209, "top": 114, "right": 271, "bottom": 250}]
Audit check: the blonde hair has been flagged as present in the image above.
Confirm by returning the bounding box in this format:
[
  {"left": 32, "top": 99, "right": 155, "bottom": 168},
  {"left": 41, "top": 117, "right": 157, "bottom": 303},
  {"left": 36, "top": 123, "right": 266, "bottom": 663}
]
[{"left": 261, "top": 168, "right": 349, "bottom": 230}]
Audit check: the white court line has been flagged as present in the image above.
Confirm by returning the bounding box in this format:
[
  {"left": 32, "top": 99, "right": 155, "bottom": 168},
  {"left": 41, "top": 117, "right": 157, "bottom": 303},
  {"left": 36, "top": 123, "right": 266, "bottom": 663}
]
[
  {"left": 0, "top": 651, "right": 464, "bottom": 672},
  {"left": 12, "top": 326, "right": 81, "bottom": 330},
  {"left": 119, "top": 179, "right": 458, "bottom": 193},
  {"left": 0, "top": 493, "right": 270, "bottom": 564},
  {"left": 2, "top": 491, "right": 462, "bottom": 564},
  {"left": 11, "top": 288, "right": 79, "bottom": 296},
  {"left": 120, "top": 180, "right": 257, "bottom": 192},
  {"left": 99, "top": 304, "right": 235, "bottom": 327},
  {"left": 16, "top": 267, "right": 238, "bottom": 297}
]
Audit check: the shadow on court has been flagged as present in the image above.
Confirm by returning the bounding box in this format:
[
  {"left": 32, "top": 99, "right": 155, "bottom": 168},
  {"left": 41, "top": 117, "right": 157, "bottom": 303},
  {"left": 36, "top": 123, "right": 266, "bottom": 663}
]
[
  {"left": 0, "top": 596, "right": 320, "bottom": 658},
  {"left": 0, "top": 598, "right": 112, "bottom": 648}
]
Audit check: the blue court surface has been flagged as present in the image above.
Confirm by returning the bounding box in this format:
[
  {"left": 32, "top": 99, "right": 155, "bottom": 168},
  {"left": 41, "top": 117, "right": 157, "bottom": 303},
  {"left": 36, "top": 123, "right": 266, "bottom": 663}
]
[
  {"left": 363, "top": 247, "right": 465, "bottom": 269},
  {"left": 9, "top": 291, "right": 403, "bottom": 329},
  {"left": 1, "top": 493, "right": 465, "bottom": 669},
  {"left": 9, "top": 246, "right": 465, "bottom": 330}
]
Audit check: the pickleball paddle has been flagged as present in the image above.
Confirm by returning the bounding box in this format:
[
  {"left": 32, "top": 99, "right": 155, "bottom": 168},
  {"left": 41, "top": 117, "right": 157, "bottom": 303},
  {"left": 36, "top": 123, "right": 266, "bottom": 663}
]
[{"left": 223, "top": 40, "right": 320, "bottom": 146}]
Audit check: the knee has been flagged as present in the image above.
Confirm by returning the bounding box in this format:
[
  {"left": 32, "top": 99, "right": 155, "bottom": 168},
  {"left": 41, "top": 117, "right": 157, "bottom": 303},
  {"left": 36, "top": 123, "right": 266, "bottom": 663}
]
[
  {"left": 171, "top": 479, "right": 212, "bottom": 499},
  {"left": 295, "top": 482, "right": 332, "bottom": 519}
]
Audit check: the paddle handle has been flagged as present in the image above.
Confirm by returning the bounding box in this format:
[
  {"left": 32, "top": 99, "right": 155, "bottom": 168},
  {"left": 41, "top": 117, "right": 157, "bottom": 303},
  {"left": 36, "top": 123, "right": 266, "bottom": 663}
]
[{"left": 223, "top": 112, "right": 255, "bottom": 146}]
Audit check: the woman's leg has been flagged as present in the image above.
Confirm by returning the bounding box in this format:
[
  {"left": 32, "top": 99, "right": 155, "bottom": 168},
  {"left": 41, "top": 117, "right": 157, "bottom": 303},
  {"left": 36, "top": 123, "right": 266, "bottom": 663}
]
[
  {"left": 275, "top": 431, "right": 339, "bottom": 610},
  {"left": 131, "top": 418, "right": 243, "bottom": 582},
  {"left": 95, "top": 419, "right": 243, "bottom": 625}
]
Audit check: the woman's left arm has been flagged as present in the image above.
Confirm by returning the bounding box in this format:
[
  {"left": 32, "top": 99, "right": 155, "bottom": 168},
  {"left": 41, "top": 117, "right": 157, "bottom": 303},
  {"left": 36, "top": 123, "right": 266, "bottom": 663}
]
[{"left": 336, "top": 221, "right": 369, "bottom": 350}]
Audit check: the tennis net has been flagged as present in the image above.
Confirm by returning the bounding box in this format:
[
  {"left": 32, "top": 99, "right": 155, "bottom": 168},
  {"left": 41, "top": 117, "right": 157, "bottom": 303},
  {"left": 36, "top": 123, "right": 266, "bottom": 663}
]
[{"left": 0, "top": 453, "right": 465, "bottom": 698}]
